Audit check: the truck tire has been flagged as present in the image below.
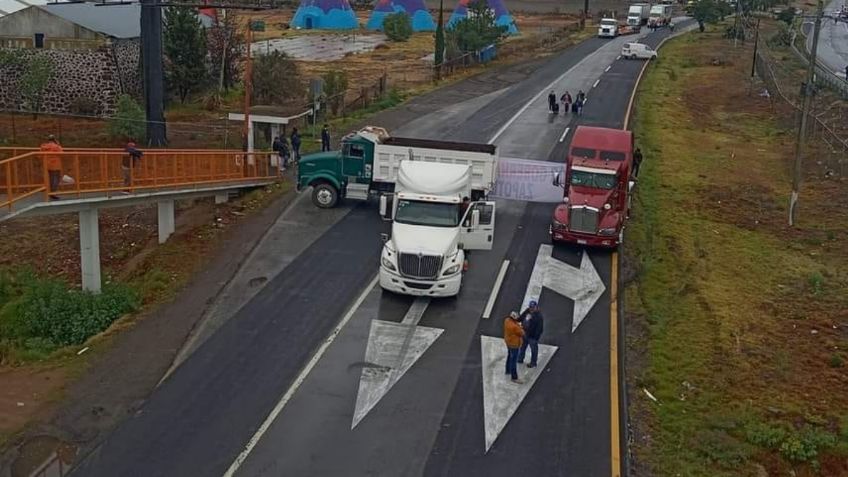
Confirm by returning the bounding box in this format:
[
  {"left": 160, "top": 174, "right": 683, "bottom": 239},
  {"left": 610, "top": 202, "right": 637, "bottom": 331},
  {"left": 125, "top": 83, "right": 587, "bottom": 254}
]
[{"left": 312, "top": 182, "right": 339, "bottom": 208}]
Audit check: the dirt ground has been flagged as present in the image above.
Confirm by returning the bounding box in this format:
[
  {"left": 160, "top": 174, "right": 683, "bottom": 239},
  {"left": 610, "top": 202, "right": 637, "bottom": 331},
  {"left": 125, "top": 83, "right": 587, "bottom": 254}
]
[{"left": 626, "top": 22, "right": 848, "bottom": 477}]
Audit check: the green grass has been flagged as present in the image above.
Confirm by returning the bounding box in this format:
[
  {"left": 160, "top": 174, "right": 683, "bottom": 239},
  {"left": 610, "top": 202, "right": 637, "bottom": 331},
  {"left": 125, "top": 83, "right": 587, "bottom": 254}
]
[{"left": 626, "top": 26, "right": 848, "bottom": 476}]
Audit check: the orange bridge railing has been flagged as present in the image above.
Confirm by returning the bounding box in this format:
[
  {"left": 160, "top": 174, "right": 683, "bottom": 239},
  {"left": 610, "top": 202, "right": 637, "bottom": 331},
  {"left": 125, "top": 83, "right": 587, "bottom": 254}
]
[{"left": 0, "top": 149, "right": 279, "bottom": 212}]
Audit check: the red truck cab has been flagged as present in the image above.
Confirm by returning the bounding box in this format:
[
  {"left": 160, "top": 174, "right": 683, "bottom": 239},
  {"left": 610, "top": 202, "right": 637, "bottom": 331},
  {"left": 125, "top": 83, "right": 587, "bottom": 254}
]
[{"left": 550, "top": 126, "right": 634, "bottom": 248}]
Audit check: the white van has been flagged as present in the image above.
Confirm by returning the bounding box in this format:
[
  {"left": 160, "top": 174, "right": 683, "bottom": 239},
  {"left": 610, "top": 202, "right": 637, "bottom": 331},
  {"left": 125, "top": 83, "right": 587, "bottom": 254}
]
[{"left": 621, "top": 42, "right": 657, "bottom": 60}]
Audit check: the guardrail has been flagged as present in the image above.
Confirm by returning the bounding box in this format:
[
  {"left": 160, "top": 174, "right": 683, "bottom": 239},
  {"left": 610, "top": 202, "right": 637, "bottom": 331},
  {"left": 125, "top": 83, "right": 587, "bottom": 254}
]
[
  {"left": 0, "top": 150, "right": 278, "bottom": 212},
  {"left": 790, "top": 29, "right": 848, "bottom": 99}
]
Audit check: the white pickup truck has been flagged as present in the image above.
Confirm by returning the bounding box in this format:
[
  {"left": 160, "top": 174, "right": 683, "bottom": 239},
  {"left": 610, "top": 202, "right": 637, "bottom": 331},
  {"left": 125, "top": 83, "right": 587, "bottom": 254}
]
[{"left": 378, "top": 161, "right": 496, "bottom": 297}]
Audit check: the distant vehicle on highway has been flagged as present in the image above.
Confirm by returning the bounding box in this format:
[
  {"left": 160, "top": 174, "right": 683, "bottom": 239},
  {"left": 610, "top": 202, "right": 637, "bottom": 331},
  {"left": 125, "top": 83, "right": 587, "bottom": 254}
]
[
  {"left": 598, "top": 17, "right": 619, "bottom": 37},
  {"left": 621, "top": 42, "right": 658, "bottom": 60},
  {"left": 627, "top": 3, "right": 651, "bottom": 26},
  {"left": 648, "top": 4, "right": 672, "bottom": 27},
  {"left": 549, "top": 126, "right": 635, "bottom": 248}
]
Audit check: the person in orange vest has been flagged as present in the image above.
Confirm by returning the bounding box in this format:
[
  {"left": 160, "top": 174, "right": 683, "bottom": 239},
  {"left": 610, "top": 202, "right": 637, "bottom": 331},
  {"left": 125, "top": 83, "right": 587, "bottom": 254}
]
[
  {"left": 503, "top": 311, "right": 525, "bottom": 384},
  {"left": 40, "top": 134, "right": 63, "bottom": 200}
]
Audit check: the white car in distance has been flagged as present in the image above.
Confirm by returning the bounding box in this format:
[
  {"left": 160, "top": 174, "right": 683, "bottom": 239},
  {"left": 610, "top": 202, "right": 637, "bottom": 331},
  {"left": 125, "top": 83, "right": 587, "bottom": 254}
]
[{"left": 621, "top": 42, "right": 658, "bottom": 60}]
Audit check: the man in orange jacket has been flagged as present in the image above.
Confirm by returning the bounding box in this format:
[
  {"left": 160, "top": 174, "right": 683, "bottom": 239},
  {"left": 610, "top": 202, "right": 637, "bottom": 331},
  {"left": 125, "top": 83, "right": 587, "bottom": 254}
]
[
  {"left": 503, "top": 311, "right": 525, "bottom": 383},
  {"left": 40, "top": 134, "right": 63, "bottom": 200}
]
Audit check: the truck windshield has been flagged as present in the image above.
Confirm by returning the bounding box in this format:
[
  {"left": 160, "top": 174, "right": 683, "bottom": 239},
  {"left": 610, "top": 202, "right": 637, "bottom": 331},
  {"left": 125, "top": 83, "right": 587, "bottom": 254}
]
[
  {"left": 395, "top": 199, "right": 460, "bottom": 227},
  {"left": 571, "top": 170, "right": 617, "bottom": 189},
  {"left": 601, "top": 19, "right": 617, "bottom": 26}
]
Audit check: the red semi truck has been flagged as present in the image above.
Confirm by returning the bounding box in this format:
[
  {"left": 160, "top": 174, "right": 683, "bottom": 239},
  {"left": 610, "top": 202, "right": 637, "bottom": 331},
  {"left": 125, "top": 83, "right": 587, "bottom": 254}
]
[{"left": 549, "top": 126, "right": 635, "bottom": 248}]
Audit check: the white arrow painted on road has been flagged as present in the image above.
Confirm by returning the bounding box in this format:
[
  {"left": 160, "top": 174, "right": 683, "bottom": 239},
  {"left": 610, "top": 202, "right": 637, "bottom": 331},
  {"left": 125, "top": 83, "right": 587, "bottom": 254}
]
[
  {"left": 352, "top": 298, "right": 442, "bottom": 429},
  {"left": 481, "top": 335, "right": 557, "bottom": 452},
  {"left": 522, "top": 244, "right": 605, "bottom": 332}
]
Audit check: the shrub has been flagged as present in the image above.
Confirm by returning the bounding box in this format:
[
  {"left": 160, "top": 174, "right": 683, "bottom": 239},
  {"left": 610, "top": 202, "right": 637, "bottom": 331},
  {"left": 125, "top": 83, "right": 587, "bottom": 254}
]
[
  {"left": 0, "top": 271, "right": 138, "bottom": 360},
  {"left": 808, "top": 271, "right": 824, "bottom": 295},
  {"left": 384, "top": 12, "right": 413, "bottom": 42},
  {"left": 746, "top": 421, "right": 787, "bottom": 449},
  {"left": 108, "top": 95, "right": 146, "bottom": 141},
  {"left": 777, "top": 7, "right": 796, "bottom": 26},
  {"left": 697, "top": 429, "right": 751, "bottom": 467},
  {"left": 322, "top": 70, "right": 349, "bottom": 116},
  {"left": 251, "top": 50, "right": 302, "bottom": 105}
]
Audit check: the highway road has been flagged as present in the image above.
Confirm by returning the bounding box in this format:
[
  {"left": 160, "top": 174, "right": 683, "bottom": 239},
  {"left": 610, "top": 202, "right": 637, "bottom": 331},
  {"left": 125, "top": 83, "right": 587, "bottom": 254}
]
[
  {"left": 808, "top": 0, "right": 848, "bottom": 77},
  {"left": 69, "top": 24, "right": 686, "bottom": 477}
]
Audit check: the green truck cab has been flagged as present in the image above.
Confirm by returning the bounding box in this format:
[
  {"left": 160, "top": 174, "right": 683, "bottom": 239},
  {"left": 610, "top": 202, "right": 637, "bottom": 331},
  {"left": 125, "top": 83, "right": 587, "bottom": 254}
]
[{"left": 297, "top": 129, "right": 379, "bottom": 208}]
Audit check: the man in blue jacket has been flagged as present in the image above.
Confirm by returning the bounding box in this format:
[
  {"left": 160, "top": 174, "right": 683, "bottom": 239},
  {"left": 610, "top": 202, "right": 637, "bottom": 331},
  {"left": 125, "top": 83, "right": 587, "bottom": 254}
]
[{"left": 518, "top": 300, "right": 544, "bottom": 368}]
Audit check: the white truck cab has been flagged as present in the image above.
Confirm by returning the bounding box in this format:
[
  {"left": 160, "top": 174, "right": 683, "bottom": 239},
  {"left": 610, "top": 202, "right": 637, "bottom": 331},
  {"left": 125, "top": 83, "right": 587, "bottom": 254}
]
[
  {"left": 379, "top": 161, "right": 496, "bottom": 297},
  {"left": 598, "top": 18, "right": 619, "bottom": 38}
]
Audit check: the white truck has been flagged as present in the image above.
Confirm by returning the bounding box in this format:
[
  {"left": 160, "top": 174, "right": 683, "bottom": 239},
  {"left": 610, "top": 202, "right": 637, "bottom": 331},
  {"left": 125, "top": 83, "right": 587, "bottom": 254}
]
[
  {"left": 598, "top": 17, "right": 619, "bottom": 37},
  {"left": 627, "top": 3, "right": 651, "bottom": 26},
  {"left": 648, "top": 4, "right": 672, "bottom": 27},
  {"left": 297, "top": 126, "right": 498, "bottom": 208},
  {"left": 378, "top": 161, "right": 496, "bottom": 297}
]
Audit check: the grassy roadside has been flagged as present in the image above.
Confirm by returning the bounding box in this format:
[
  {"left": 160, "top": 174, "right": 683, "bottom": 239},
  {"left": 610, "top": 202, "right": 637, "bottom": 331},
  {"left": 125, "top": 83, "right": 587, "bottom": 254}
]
[{"left": 626, "top": 23, "right": 848, "bottom": 477}]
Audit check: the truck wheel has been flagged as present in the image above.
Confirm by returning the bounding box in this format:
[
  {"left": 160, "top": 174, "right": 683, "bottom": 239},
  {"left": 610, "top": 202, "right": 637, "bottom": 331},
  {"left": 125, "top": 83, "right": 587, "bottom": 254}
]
[
  {"left": 631, "top": 54, "right": 638, "bottom": 60},
  {"left": 312, "top": 183, "right": 338, "bottom": 208}
]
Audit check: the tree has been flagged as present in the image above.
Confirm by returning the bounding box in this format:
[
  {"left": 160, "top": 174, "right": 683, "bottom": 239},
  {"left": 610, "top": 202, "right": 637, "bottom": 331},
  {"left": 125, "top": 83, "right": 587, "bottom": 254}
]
[
  {"left": 434, "top": 0, "right": 445, "bottom": 74},
  {"left": 109, "top": 95, "right": 146, "bottom": 141},
  {"left": 384, "top": 12, "right": 413, "bottom": 41},
  {"left": 691, "top": 0, "right": 729, "bottom": 32},
  {"left": 446, "top": 0, "right": 507, "bottom": 53},
  {"left": 20, "top": 56, "right": 54, "bottom": 119},
  {"left": 163, "top": 7, "right": 208, "bottom": 103},
  {"left": 322, "top": 70, "right": 349, "bottom": 115},
  {"left": 207, "top": 12, "right": 245, "bottom": 91},
  {"left": 777, "top": 7, "right": 796, "bottom": 26},
  {"left": 251, "top": 51, "right": 303, "bottom": 105}
]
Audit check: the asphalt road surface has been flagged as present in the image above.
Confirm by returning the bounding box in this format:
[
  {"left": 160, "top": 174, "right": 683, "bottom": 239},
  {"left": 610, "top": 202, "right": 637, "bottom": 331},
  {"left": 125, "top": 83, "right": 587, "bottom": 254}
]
[
  {"left": 808, "top": 0, "right": 848, "bottom": 77},
  {"left": 70, "top": 25, "right": 686, "bottom": 477}
]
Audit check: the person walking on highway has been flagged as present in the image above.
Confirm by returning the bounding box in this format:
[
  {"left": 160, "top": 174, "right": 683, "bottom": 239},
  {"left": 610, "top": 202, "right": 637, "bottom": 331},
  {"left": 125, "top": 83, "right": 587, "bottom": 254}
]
[
  {"left": 290, "top": 127, "right": 302, "bottom": 162},
  {"left": 844, "top": 64, "right": 848, "bottom": 81},
  {"left": 518, "top": 301, "right": 544, "bottom": 368},
  {"left": 561, "top": 91, "right": 572, "bottom": 115},
  {"left": 548, "top": 90, "right": 557, "bottom": 112},
  {"left": 40, "top": 134, "right": 63, "bottom": 200},
  {"left": 321, "top": 124, "right": 331, "bottom": 152},
  {"left": 504, "top": 311, "right": 525, "bottom": 383},
  {"left": 633, "top": 147, "right": 643, "bottom": 177}
]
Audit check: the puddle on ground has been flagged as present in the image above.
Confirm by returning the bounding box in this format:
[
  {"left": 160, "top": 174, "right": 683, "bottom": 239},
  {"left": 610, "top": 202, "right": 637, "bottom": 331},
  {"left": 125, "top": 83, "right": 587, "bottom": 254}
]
[
  {"left": 250, "top": 34, "right": 386, "bottom": 61},
  {"left": 10, "top": 435, "right": 76, "bottom": 477}
]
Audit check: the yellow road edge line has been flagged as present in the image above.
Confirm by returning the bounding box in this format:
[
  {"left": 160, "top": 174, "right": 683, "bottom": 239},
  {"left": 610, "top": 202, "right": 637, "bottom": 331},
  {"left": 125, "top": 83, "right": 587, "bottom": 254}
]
[{"left": 610, "top": 251, "right": 621, "bottom": 477}]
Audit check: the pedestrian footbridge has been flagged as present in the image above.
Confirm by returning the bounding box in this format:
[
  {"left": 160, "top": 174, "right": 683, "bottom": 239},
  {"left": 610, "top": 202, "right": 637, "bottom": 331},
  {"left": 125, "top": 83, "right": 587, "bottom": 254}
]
[{"left": 0, "top": 147, "right": 279, "bottom": 292}]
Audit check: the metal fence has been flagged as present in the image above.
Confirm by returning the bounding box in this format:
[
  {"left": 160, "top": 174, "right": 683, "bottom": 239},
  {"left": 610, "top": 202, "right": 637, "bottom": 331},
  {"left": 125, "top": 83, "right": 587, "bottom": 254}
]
[{"left": 789, "top": 29, "right": 848, "bottom": 99}]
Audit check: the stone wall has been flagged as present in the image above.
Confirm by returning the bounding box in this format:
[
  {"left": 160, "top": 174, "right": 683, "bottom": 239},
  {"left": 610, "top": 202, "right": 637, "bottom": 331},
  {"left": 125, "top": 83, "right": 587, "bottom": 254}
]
[{"left": 0, "top": 41, "right": 141, "bottom": 117}]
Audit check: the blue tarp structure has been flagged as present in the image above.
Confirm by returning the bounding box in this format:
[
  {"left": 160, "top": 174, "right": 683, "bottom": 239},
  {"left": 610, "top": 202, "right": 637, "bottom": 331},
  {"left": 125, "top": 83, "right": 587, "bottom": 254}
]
[
  {"left": 447, "top": 0, "right": 519, "bottom": 35},
  {"left": 291, "top": 0, "right": 358, "bottom": 30},
  {"left": 367, "top": 0, "right": 435, "bottom": 31}
]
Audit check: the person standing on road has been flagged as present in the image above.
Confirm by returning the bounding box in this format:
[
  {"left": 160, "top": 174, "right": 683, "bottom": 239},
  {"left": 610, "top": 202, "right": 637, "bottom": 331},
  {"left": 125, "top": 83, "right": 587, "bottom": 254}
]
[
  {"left": 321, "top": 124, "right": 331, "bottom": 152},
  {"left": 561, "top": 91, "right": 572, "bottom": 115},
  {"left": 518, "top": 301, "right": 544, "bottom": 368},
  {"left": 633, "top": 147, "right": 643, "bottom": 177},
  {"left": 290, "top": 127, "right": 302, "bottom": 162},
  {"left": 503, "top": 311, "right": 525, "bottom": 383},
  {"left": 548, "top": 90, "right": 557, "bottom": 112},
  {"left": 844, "top": 64, "right": 848, "bottom": 81},
  {"left": 40, "top": 134, "right": 63, "bottom": 200}
]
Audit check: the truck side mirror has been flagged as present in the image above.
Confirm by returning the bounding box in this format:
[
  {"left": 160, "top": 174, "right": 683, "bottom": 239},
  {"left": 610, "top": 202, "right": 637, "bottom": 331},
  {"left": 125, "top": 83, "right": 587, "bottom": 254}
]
[
  {"left": 628, "top": 180, "right": 636, "bottom": 193},
  {"left": 552, "top": 172, "right": 563, "bottom": 188},
  {"left": 471, "top": 209, "right": 480, "bottom": 228},
  {"left": 379, "top": 194, "right": 388, "bottom": 218}
]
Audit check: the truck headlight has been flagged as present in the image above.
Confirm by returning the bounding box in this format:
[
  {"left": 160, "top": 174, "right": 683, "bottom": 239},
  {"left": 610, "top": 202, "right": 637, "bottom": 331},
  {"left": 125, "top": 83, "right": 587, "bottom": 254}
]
[
  {"left": 443, "top": 264, "right": 461, "bottom": 276},
  {"left": 381, "top": 256, "right": 396, "bottom": 271},
  {"left": 599, "top": 227, "right": 618, "bottom": 236},
  {"left": 552, "top": 219, "right": 566, "bottom": 230},
  {"left": 604, "top": 203, "right": 612, "bottom": 210}
]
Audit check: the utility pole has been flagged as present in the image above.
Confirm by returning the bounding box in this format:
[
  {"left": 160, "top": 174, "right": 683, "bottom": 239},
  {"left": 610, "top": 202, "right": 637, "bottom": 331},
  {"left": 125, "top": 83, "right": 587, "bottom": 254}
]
[
  {"left": 243, "top": 21, "right": 253, "bottom": 152},
  {"left": 141, "top": 0, "right": 167, "bottom": 146},
  {"left": 583, "top": 0, "right": 589, "bottom": 28},
  {"left": 789, "top": 0, "right": 824, "bottom": 227},
  {"left": 750, "top": 18, "right": 760, "bottom": 78}
]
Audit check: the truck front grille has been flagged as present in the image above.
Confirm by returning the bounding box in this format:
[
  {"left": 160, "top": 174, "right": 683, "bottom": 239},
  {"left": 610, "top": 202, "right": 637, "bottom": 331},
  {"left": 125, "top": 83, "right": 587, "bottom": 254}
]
[
  {"left": 569, "top": 206, "right": 599, "bottom": 234},
  {"left": 399, "top": 253, "right": 443, "bottom": 280}
]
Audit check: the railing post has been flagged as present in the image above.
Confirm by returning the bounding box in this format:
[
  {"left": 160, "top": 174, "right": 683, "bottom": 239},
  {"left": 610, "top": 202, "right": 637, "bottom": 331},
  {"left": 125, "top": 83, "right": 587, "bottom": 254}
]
[
  {"left": 42, "top": 153, "right": 49, "bottom": 202},
  {"left": 75, "top": 154, "right": 81, "bottom": 198},
  {"left": 6, "top": 162, "right": 12, "bottom": 211}
]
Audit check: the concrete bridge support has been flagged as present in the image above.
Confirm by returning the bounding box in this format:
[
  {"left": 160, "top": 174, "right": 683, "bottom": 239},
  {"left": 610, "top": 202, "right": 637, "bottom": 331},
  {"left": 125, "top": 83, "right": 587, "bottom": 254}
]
[
  {"left": 158, "top": 200, "right": 175, "bottom": 244},
  {"left": 79, "top": 208, "right": 101, "bottom": 293}
]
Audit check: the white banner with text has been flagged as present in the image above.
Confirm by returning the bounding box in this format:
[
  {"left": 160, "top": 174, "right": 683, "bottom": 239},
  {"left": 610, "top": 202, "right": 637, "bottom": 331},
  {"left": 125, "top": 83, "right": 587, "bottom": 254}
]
[{"left": 490, "top": 157, "right": 565, "bottom": 203}]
